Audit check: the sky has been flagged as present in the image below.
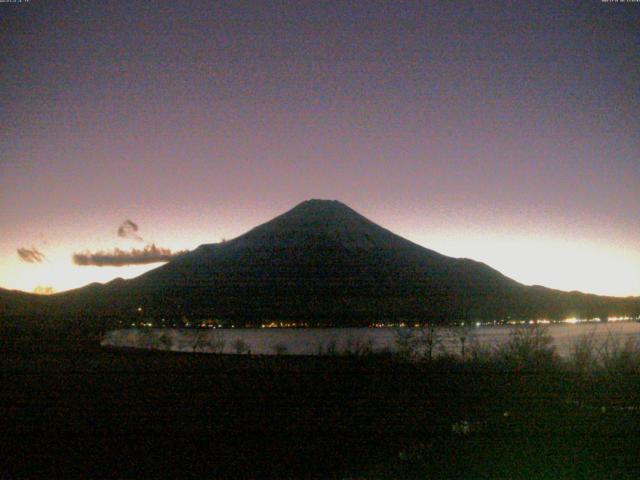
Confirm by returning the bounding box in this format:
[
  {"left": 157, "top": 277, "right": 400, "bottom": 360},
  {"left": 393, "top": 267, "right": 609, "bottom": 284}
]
[{"left": 1, "top": 0, "right": 639, "bottom": 297}]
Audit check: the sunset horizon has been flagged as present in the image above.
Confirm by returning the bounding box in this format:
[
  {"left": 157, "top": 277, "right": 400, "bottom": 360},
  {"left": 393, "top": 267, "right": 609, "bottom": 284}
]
[
  {"left": 3, "top": 197, "right": 639, "bottom": 298},
  {"left": 2, "top": 1, "right": 639, "bottom": 298}
]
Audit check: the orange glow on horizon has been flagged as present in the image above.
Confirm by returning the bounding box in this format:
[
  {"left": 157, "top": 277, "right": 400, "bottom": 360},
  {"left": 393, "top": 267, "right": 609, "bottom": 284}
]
[
  {"left": 2, "top": 228, "right": 639, "bottom": 298},
  {"left": 416, "top": 231, "right": 640, "bottom": 298}
]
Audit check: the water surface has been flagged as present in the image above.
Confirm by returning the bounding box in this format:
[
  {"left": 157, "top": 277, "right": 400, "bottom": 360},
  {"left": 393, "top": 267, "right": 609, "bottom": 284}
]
[{"left": 102, "top": 321, "right": 640, "bottom": 358}]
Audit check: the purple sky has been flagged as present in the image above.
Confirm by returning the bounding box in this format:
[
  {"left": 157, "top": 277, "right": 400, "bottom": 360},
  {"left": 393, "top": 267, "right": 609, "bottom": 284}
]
[{"left": 1, "top": 1, "right": 639, "bottom": 296}]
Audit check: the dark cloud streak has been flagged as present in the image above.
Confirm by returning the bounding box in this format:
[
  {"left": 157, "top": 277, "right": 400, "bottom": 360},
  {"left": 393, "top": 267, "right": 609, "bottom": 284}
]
[
  {"left": 73, "top": 244, "right": 185, "bottom": 267},
  {"left": 117, "top": 219, "right": 144, "bottom": 241},
  {"left": 17, "top": 247, "right": 47, "bottom": 263}
]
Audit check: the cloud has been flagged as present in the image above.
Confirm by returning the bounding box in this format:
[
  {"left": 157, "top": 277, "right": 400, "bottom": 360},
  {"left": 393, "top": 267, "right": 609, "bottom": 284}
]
[
  {"left": 117, "top": 219, "right": 144, "bottom": 241},
  {"left": 72, "top": 244, "right": 185, "bottom": 267},
  {"left": 17, "top": 247, "right": 47, "bottom": 263}
]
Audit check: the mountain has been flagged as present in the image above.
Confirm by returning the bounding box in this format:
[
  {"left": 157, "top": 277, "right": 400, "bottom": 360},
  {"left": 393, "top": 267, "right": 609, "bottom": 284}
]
[{"left": 2, "top": 200, "right": 639, "bottom": 326}]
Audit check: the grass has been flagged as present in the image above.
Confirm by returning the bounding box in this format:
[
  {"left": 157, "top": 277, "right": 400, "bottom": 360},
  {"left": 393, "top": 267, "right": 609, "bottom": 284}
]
[{"left": 2, "top": 325, "right": 640, "bottom": 478}]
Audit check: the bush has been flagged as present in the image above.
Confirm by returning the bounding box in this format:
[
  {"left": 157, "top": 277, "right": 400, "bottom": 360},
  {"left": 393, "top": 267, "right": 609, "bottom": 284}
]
[
  {"left": 344, "top": 335, "right": 375, "bottom": 356},
  {"left": 495, "top": 325, "right": 557, "bottom": 370},
  {"left": 597, "top": 334, "right": 640, "bottom": 375},
  {"left": 466, "top": 339, "right": 494, "bottom": 364},
  {"left": 232, "top": 338, "right": 250, "bottom": 354},
  {"left": 315, "top": 339, "right": 338, "bottom": 356},
  {"left": 569, "top": 331, "right": 599, "bottom": 374},
  {"left": 272, "top": 342, "right": 288, "bottom": 355}
]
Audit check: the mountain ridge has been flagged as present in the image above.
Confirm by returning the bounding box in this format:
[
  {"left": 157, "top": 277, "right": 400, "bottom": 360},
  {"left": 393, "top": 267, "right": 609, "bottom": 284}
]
[{"left": 1, "top": 199, "right": 639, "bottom": 324}]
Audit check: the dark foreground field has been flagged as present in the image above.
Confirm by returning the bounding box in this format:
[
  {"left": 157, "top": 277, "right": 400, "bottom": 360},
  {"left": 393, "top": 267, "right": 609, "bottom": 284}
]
[{"left": 2, "top": 338, "right": 640, "bottom": 479}]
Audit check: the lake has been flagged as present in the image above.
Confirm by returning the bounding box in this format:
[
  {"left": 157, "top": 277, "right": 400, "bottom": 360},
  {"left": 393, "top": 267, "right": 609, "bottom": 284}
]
[{"left": 102, "top": 321, "right": 640, "bottom": 358}]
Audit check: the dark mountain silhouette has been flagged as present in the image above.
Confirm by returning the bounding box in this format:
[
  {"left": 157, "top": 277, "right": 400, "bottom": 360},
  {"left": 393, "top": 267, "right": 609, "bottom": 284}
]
[{"left": 2, "top": 200, "right": 639, "bottom": 325}]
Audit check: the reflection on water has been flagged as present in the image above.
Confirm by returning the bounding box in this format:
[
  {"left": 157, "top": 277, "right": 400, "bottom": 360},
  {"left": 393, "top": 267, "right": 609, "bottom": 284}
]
[{"left": 102, "top": 321, "right": 640, "bottom": 358}]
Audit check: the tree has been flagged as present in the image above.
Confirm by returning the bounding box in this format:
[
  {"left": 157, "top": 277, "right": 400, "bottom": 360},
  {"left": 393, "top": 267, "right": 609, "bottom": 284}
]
[
  {"left": 137, "top": 327, "right": 157, "bottom": 350},
  {"left": 452, "top": 324, "right": 475, "bottom": 359},
  {"left": 188, "top": 328, "right": 211, "bottom": 353},
  {"left": 158, "top": 332, "right": 173, "bottom": 351},
  {"left": 416, "top": 323, "right": 444, "bottom": 361},
  {"left": 209, "top": 329, "right": 226, "bottom": 353},
  {"left": 187, "top": 328, "right": 226, "bottom": 353},
  {"left": 393, "top": 323, "right": 447, "bottom": 361},
  {"left": 393, "top": 328, "right": 417, "bottom": 359}
]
